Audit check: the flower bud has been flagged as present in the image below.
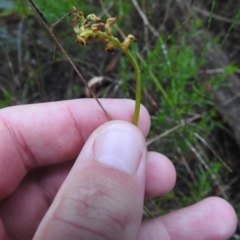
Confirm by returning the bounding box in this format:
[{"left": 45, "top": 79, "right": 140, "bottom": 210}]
[
  {"left": 105, "top": 41, "right": 115, "bottom": 54},
  {"left": 91, "top": 23, "right": 105, "bottom": 31},
  {"left": 71, "top": 7, "right": 86, "bottom": 35},
  {"left": 72, "top": 7, "right": 85, "bottom": 26},
  {"left": 106, "top": 16, "right": 120, "bottom": 26},
  {"left": 105, "top": 23, "right": 112, "bottom": 36},
  {"left": 122, "top": 34, "right": 139, "bottom": 51},
  {"left": 75, "top": 35, "right": 87, "bottom": 46},
  {"left": 105, "top": 16, "right": 120, "bottom": 36},
  {"left": 71, "top": 19, "right": 79, "bottom": 33},
  {"left": 86, "top": 14, "right": 101, "bottom": 22}
]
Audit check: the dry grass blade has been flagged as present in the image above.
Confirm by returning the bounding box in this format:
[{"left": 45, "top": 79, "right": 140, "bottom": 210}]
[
  {"left": 194, "top": 132, "right": 232, "bottom": 172},
  {"left": 146, "top": 115, "right": 201, "bottom": 146},
  {"left": 0, "top": 42, "right": 21, "bottom": 88},
  {"left": 174, "top": 139, "right": 197, "bottom": 183},
  {"left": 192, "top": 5, "right": 240, "bottom": 25},
  {"left": 181, "top": 133, "right": 228, "bottom": 200},
  {"left": 131, "top": 0, "right": 159, "bottom": 37}
]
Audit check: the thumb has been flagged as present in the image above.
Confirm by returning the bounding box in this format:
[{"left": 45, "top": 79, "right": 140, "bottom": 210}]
[{"left": 33, "top": 120, "right": 147, "bottom": 240}]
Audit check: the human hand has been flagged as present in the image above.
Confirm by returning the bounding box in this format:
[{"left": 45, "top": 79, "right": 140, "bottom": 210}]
[{"left": 0, "top": 99, "right": 237, "bottom": 240}]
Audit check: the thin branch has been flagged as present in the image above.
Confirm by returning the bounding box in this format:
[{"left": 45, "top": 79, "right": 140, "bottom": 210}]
[
  {"left": 182, "top": 134, "right": 228, "bottom": 200},
  {"left": 192, "top": 5, "right": 240, "bottom": 25},
  {"left": 51, "top": 10, "right": 75, "bottom": 28},
  {"left": 0, "top": 43, "right": 20, "bottom": 86},
  {"left": 146, "top": 114, "right": 201, "bottom": 146},
  {"left": 194, "top": 132, "right": 232, "bottom": 172},
  {"left": 130, "top": 0, "right": 159, "bottom": 37},
  {"left": 27, "top": 0, "right": 112, "bottom": 120}
]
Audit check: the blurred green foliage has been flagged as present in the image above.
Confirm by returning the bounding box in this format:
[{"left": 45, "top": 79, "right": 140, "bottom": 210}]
[{"left": 0, "top": 0, "right": 238, "bottom": 219}]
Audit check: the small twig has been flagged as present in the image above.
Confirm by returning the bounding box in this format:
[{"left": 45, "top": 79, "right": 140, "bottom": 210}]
[
  {"left": 17, "top": 20, "right": 24, "bottom": 77},
  {"left": 192, "top": 5, "right": 240, "bottom": 25},
  {"left": 130, "top": 0, "right": 159, "bottom": 37},
  {"left": 0, "top": 43, "right": 19, "bottom": 87},
  {"left": 51, "top": 10, "right": 76, "bottom": 28},
  {"left": 194, "top": 132, "right": 232, "bottom": 172},
  {"left": 52, "top": 43, "right": 57, "bottom": 63},
  {"left": 174, "top": 139, "right": 197, "bottom": 183},
  {"left": 140, "top": 0, "right": 149, "bottom": 48},
  {"left": 146, "top": 114, "right": 201, "bottom": 146},
  {"left": 181, "top": 133, "right": 228, "bottom": 200},
  {"left": 27, "top": 0, "right": 112, "bottom": 120}
]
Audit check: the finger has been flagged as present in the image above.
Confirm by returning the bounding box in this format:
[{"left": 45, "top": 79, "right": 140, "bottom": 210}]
[
  {"left": 138, "top": 197, "right": 237, "bottom": 240},
  {"left": 0, "top": 219, "right": 8, "bottom": 239},
  {"left": 145, "top": 152, "right": 176, "bottom": 198},
  {"left": 0, "top": 162, "right": 73, "bottom": 240},
  {"left": 0, "top": 152, "right": 175, "bottom": 239},
  {"left": 0, "top": 99, "right": 150, "bottom": 199},
  {"left": 33, "top": 121, "right": 147, "bottom": 240}
]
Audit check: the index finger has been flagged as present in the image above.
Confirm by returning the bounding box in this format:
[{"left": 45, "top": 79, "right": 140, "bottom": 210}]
[{"left": 0, "top": 99, "right": 150, "bottom": 199}]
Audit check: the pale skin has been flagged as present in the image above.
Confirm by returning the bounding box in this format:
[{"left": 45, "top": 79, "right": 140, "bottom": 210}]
[{"left": 0, "top": 99, "right": 237, "bottom": 239}]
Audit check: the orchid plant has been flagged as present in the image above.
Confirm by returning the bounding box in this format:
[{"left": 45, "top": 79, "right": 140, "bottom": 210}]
[{"left": 70, "top": 7, "right": 142, "bottom": 126}]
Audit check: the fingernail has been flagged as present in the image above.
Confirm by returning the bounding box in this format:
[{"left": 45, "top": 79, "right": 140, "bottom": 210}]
[{"left": 93, "top": 124, "right": 143, "bottom": 174}]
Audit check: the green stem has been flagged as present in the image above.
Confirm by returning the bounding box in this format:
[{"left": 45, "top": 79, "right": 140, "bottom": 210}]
[
  {"left": 97, "top": 31, "right": 141, "bottom": 126},
  {"left": 124, "top": 49, "right": 141, "bottom": 126}
]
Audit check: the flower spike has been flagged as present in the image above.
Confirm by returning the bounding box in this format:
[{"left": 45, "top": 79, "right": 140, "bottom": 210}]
[{"left": 71, "top": 8, "right": 141, "bottom": 125}]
